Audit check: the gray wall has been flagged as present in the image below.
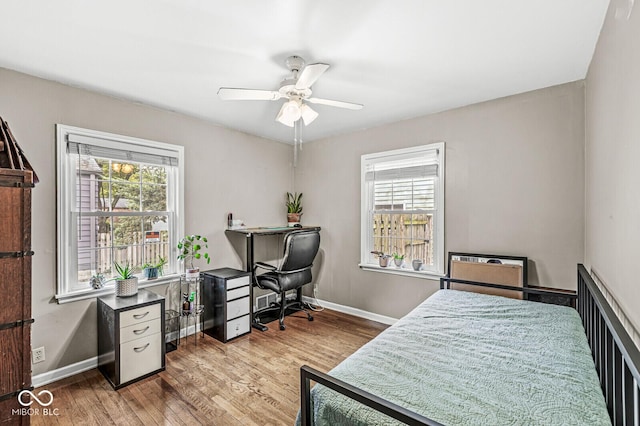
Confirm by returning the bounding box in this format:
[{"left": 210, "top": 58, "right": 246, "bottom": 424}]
[
  {"left": 585, "top": 0, "right": 640, "bottom": 332},
  {"left": 0, "top": 61, "right": 600, "bottom": 376},
  {"left": 0, "top": 68, "right": 293, "bottom": 376},
  {"left": 295, "top": 82, "right": 586, "bottom": 319}
]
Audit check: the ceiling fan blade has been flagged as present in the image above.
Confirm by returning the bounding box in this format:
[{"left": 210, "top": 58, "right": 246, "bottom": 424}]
[
  {"left": 218, "top": 88, "right": 282, "bottom": 101},
  {"left": 307, "top": 97, "right": 363, "bottom": 110},
  {"left": 295, "top": 63, "right": 330, "bottom": 89}
]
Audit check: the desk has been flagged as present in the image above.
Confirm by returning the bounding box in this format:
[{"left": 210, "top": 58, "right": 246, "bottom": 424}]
[
  {"left": 225, "top": 226, "right": 321, "bottom": 273},
  {"left": 225, "top": 226, "right": 321, "bottom": 331}
]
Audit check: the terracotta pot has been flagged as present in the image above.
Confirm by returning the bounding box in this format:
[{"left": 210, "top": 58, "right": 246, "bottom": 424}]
[
  {"left": 379, "top": 255, "right": 391, "bottom": 267},
  {"left": 287, "top": 212, "right": 302, "bottom": 227}
]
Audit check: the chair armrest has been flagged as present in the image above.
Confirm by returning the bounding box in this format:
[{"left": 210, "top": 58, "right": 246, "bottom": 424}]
[{"left": 254, "top": 261, "right": 277, "bottom": 272}]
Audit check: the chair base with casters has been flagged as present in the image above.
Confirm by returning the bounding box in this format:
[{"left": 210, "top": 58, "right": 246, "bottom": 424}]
[
  {"left": 252, "top": 230, "right": 321, "bottom": 331},
  {"left": 253, "top": 287, "right": 313, "bottom": 330}
]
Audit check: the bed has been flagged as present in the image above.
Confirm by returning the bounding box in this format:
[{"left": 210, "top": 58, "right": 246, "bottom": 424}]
[{"left": 299, "top": 264, "right": 640, "bottom": 425}]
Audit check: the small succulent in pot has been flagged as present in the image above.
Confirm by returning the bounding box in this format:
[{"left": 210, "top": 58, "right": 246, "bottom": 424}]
[
  {"left": 392, "top": 252, "right": 405, "bottom": 267},
  {"left": 90, "top": 272, "right": 106, "bottom": 289},
  {"left": 113, "top": 261, "right": 138, "bottom": 297},
  {"left": 371, "top": 251, "right": 391, "bottom": 267}
]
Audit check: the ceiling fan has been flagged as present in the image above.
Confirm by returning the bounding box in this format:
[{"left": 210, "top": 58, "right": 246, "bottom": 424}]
[{"left": 218, "top": 56, "right": 363, "bottom": 127}]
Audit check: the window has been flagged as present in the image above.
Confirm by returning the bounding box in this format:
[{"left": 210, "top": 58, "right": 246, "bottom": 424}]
[
  {"left": 360, "top": 143, "right": 445, "bottom": 276},
  {"left": 56, "top": 125, "right": 184, "bottom": 302}
]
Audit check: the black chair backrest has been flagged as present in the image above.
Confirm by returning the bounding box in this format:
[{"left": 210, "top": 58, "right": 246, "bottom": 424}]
[{"left": 280, "top": 231, "right": 320, "bottom": 272}]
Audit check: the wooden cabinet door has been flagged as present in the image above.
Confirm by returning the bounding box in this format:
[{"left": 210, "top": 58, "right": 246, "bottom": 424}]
[{"left": 0, "top": 169, "right": 33, "bottom": 426}]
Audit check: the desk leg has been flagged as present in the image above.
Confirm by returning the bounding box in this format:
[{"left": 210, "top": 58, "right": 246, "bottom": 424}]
[
  {"left": 245, "top": 234, "right": 253, "bottom": 272},
  {"left": 246, "top": 234, "right": 268, "bottom": 331}
]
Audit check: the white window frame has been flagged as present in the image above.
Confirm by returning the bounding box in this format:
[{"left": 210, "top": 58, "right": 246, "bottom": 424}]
[
  {"left": 56, "top": 124, "right": 184, "bottom": 303},
  {"left": 359, "top": 142, "right": 445, "bottom": 278}
]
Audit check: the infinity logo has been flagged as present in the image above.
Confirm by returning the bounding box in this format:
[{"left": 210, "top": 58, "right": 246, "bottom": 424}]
[{"left": 17, "top": 390, "right": 54, "bottom": 407}]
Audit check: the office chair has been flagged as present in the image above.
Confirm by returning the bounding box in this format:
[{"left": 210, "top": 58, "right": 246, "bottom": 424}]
[{"left": 253, "top": 230, "right": 320, "bottom": 330}]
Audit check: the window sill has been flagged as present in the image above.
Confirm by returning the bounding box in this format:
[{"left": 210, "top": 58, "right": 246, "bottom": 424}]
[
  {"left": 359, "top": 263, "right": 444, "bottom": 281},
  {"left": 55, "top": 274, "right": 181, "bottom": 304}
]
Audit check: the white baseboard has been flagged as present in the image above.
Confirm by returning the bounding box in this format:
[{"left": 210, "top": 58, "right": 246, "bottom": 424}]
[
  {"left": 33, "top": 356, "right": 98, "bottom": 388},
  {"left": 33, "top": 323, "right": 203, "bottom": 389},
  {"left": 302, "top": 296, "right": 398, "bottom": 325}
]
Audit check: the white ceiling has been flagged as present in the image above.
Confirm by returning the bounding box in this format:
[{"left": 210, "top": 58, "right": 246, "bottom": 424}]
[{"left": 0, "top": 0, "right": 609, "bottom": 143}]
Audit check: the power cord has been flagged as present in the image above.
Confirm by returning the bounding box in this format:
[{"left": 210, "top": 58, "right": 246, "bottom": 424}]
[{"left": 304, "top": 283, "right": 325, "bottom": 312}]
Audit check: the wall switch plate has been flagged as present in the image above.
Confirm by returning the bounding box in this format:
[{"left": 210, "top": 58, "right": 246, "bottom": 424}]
[{"left": 32, "top": 346, "right": 45, "bottom": 364}]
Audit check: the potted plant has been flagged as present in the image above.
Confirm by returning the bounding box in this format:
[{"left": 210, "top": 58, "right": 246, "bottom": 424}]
[
  {"left": 142, "top": 256, "right": 167, "bottom": 280},
  {"left": 392, "top": 252, "right": 405, "bottom": 267},
  {"left": 286, "top": 192, "right": 303, "bottom": 227},
  {"left": 90, "top": 272, "right": 106, "bottom": 289},
  {"left": 371, "top": 251, "right": 391, "bottom": 267},
  {"left": 177, "top": 234, "right": 210, "bottom": 278},
  {"left": 113, "top": 261, "right": 138, "bottom": 297}
]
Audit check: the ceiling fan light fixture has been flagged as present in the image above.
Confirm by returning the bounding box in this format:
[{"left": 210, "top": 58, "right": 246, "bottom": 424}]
[
  {"left": 300, "top": 103, "right": 318, "bottom": 125},
  {"left": 276, "top": 99, "right": 303, "bottom": 127}
]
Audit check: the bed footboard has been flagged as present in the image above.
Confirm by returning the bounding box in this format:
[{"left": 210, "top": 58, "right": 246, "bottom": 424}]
[
  {"left": 577, "top": 264, "right": 640, "bottom": 425},
  {"left": 299, "top": 365, "right": 442, "bottom": 426}
]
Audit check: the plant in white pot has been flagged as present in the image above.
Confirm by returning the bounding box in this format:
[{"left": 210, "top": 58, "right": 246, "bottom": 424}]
[
  {"left": 392, "top": 252, "right": 405, "bottom": 267},
  {"left": 113, "top": 262, "right": 138, "bottom": 297},
  {"left": 286, "top": 192, "right": 303, "bottom": 227},
  {"left": 177, "top": 234, "right": 210, "bottom": 279}
]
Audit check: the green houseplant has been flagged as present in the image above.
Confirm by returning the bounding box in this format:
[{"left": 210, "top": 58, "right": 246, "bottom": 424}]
[
  {"left": 177, "top": 234, "right": 210, "bottom": 278},
  {"left": 113, "top": 261, "right": 138, "bottom": 297},
  {"left": 286, "top": 192, "right": 303, "bottom": 226},
  {"left": 392, "top": 252, "right": 405, "bottom": 267},
  {"left": 142, "top": 256, "right": 167, "bottom": 280}
]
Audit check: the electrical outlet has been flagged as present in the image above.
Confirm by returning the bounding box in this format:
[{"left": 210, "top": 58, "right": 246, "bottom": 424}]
[{"left": 32, "top": 346, "right": 45, "bottom": 364}]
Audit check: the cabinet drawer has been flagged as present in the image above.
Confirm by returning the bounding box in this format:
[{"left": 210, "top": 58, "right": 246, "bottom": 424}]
[
  {"left": 120, "top": 318, "right": 162, "bottom": 344},
  {"left": 227, "top": 275, "right": 250, "bottom": 290},
  {"left": 227, "top": 285, "right": 250, "bottom": 301},
  {"left": 227, "top": 297, "right": 250, "bottom": 320},
  {"left": 119, "top": 333, "right": 162, "bottom": 383},
  {"left": 226, "top": 315, "right": 250, "bottom": 340},
  {"left": 120, "top": 303, "right": 161, "bottom": 328}
]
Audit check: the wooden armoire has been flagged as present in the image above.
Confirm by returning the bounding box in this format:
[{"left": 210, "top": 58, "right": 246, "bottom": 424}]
[{"left": 0, "top": 169, "right": 34, "bottom": 424}]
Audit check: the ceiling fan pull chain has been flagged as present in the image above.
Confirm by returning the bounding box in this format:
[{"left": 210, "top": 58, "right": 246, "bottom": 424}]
[{"left": 293, "top": 119, "right": 303, "bottom": 167}]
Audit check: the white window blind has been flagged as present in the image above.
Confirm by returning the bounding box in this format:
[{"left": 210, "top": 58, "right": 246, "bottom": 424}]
[
  {"left": 67, "top": 134, "right": 180, "bottom": 167},
  {"left": 360, "top": 143, "right": 445, "bottom": 276}
]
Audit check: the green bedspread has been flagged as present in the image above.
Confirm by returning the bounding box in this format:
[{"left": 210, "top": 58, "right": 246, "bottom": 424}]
[{"left": 302, "top": 290, "right": 610, "bottom": 425}]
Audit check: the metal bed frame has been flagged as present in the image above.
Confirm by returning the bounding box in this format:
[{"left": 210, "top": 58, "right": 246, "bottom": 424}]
[{"left": 300, "top": 264, "right": 640, "bottom": 425}]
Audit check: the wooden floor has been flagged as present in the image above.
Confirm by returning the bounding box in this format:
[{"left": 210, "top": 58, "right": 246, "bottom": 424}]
[{"left": 31, "top": 309, "right": 388, "bottom": 425}]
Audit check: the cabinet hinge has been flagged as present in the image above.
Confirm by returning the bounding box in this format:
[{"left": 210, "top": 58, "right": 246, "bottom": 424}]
[
  {"left": 0, "top": 181, "right": 34, "bottom": 188},
  {"left": 0, "top": 251, "right": 35, "bottom": 259},
  {"left": 0, "top": 318, "right": 34, "bottom": 331},
  {"left": 0, "top": 386, "right": 35, "bottom": 402}
]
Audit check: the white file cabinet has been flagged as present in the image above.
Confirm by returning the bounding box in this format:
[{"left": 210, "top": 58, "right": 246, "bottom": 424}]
[
  {"left": 202, "top": 268, "right": 251, "bottom": 342},
  {"left": 98, "top": 290, "right": 165, "bottom": 389}
]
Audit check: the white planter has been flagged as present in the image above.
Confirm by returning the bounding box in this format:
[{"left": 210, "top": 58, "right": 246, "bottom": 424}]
[
  {"left": 185, "top": 267, "right": 200, "bottom": 280},
  {"left": 115, "top": 277, "right": 138, "bottom": 297}
]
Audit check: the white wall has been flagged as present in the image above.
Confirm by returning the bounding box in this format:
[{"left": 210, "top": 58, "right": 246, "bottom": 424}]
[
  {"left": 585, "top": 0, "right": 640, "bottom": 332},
  {"left": 0, "top": 67, "right": 293, "bottom": 375},
  {"left": 296, "top": 82, "right": 586, "bottom": 319}
]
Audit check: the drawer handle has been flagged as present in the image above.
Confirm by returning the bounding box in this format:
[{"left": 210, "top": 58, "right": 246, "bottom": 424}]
[
  {"left": 133, "top": 343, "right": 150, "bottom": 353},
  {"left": 133, "top": 326, "right": 150, "bottom": 335},
  {"left": 133, "top": 311, "right": 150, "bottom": 320}
]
